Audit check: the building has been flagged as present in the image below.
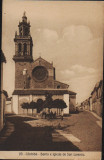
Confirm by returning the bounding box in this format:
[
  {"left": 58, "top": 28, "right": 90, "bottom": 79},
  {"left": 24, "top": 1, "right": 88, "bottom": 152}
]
[
  {"left": 12, "top": 13, "right": 76, "bottom": 115},
  {"left": 0, "top": 50, "right": 8, "bottom": 131},
  {"left": 81, "top": 97, "right": 93, "bottom": 111},
  {"left": 5, "top": 97, "right": 12, "bottom": 114},
  {"left": 81, "top": 80, "right": 103, "bottom": 117},
  {"left": 91, "top": 80, "right": 103, "bottom": 117}
]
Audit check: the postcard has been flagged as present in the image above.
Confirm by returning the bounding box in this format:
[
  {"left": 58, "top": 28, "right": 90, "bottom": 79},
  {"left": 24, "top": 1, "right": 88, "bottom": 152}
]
[{"left": 0, "top": 0, "right": 103, "bottom": 159}]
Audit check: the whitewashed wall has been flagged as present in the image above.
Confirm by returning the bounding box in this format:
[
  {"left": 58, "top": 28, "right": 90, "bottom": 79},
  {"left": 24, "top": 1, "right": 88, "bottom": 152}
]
[
  {"left": 12, "top": 95, "right": 19, "bottom": 114},
  {"left": 63, "top": 94, "right": 69, "bottom": 114}
]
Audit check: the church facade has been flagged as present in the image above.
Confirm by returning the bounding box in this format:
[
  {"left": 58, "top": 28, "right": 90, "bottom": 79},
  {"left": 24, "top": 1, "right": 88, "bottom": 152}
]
[{"left": 12, "top": 13, "right": 76, "bottom": 115}]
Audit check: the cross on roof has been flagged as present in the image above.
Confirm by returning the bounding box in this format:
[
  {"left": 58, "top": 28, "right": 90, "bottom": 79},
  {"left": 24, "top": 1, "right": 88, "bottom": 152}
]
[{"left": 23, "top": 11, "right": 26, "bottom": 17}]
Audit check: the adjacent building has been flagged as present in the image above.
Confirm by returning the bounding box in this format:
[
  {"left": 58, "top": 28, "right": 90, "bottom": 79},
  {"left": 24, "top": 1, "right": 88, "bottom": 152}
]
[
  {"left": 81, "top": 80, "right": 103, "bottom": 117},
  {"left": 0, "top": 50, "right": 8, "bottom": 131},
  {"left": 91, "top": 80, "right": 103, "bottom": 117}
]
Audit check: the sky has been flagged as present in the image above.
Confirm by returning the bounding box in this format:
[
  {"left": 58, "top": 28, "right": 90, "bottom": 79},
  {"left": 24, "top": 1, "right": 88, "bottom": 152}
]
[{"left": 2, "top": 0, "right": 104, "bottom": 103}]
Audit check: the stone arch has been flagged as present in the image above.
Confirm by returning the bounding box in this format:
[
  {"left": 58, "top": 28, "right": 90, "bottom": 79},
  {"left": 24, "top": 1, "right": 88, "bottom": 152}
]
[{"left": 18, "top": 43, "right": 22, "bottom": 53}]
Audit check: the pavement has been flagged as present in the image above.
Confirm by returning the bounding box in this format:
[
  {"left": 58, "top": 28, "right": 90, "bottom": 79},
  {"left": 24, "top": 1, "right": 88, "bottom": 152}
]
[
  {"left": 86, "top": 110, "right": 102, "bottom": 128},
  {"left": 0, "top": 111, "right": 102, "bottom": 151}
]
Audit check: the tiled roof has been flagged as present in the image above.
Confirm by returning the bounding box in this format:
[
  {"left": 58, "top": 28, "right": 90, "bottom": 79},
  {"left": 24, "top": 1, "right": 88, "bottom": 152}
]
[
  {"left": 12, "top": 89, "right": 76, "bottom": 95},
  {"left": 7, "top": 97, "right": 12, "bottom": 101},
  {"left": 68, "top": 90, "right": 77, "bottom": 95},
  {"left": 91, "top": 80, "right": 103, "bottom": 95}
]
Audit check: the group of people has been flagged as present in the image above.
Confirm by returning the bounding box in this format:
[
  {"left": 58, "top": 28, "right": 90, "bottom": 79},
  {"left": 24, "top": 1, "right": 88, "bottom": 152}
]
[
  {"left": 41, "top": 110, "right": 56, "bottom": 119},
  {"left": 41, "top": 109, "right": 64, "bottom": 120}
]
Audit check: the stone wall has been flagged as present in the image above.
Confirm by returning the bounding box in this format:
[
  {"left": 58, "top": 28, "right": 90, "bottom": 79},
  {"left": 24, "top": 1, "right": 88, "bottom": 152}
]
[
  {"left": 15, "top": 59, "right": 55, "bottom": 89},
  {"left": 15, "top": 58, "right": 69, "bottom": 90}
]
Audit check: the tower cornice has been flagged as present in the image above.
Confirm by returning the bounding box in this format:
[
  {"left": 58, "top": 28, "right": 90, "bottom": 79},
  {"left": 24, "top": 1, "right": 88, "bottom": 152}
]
[{"left": 13, "top": 55, "right": 33, "bottom": 62}]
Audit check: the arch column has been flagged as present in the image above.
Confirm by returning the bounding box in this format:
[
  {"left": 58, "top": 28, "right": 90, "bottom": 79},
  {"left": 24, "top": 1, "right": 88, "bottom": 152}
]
[{"left": 29, "top": 95, "right": 33, "bottom": 102}]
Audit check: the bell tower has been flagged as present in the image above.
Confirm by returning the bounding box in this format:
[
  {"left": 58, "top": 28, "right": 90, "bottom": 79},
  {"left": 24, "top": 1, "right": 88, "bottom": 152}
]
[
  {"left": 13, "top": 12, "right": 33, "bottom": 62},
  {"left": 13, "top": 12, "right": 33, "bottom": 89}
]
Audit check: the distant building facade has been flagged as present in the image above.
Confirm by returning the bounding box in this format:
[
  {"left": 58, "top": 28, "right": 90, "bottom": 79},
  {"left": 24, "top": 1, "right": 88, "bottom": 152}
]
[
  {"left": 91, "top": 80, "right": 103, "bottom": 117},
  {"left": 12, "top": 13, "right": 76, "bottom": 115},
  {"left": 0, "top": 50, "right": 8, "bottom": 131},
  {"left": 81, "top": 80, "right": 103, "bottom": 117}
]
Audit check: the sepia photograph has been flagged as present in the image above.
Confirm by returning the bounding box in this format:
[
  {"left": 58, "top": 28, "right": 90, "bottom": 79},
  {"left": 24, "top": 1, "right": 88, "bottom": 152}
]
[{"left": 0, "top": 0, "right": 103, "bottom": 159}]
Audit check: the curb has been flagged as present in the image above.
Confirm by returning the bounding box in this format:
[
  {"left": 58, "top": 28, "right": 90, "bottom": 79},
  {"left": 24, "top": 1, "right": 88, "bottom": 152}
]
[{"left": 86, "top": 110, "right": 102, "bottom": 121}]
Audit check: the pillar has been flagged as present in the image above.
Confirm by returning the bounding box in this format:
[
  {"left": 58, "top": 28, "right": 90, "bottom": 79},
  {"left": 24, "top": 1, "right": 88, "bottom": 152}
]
[
  {"left": 29, "top": 95, "right": 33, "bottom": 102},
  {"left": 63, "top": 94, "right": 69, "bottom": 114}
]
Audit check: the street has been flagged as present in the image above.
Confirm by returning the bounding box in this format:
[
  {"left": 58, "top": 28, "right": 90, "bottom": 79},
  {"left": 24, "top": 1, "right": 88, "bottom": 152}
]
[{"left": 0, "top": 111, "right": 102, "bottom": 151}]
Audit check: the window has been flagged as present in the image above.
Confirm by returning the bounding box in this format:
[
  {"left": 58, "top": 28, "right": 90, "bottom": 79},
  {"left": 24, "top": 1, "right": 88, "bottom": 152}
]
[
  {"left": 24, "top": 27, "right": 28, "bottom": 36},
  {"left": 23, "top": 69, "right": 27, "bottom": 75},
  {"left": 23, "top": 43, "right": 27, "bottom": 55},
  {"left": 57, "top": 85, "right": 60, "bottom": 89},
  {"left": 18, "top": 43, "right": 22, "bottom": 52}
]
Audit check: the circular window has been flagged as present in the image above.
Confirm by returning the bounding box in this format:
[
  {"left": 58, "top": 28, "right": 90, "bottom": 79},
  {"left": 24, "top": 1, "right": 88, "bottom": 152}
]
[{"left": 32, "top": 66, "right": 48, "bottom": 82}]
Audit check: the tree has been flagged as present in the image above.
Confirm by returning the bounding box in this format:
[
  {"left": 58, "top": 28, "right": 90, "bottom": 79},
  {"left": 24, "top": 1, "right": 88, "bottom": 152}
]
[
  {"left": 52, "top": 99, "right": 67, "bottom": 114},
  {"left": 21, "top": 102, "right": 30, "bottom": 115},
  {"left": 52, "top": 99, "right": 67, "bottom": 109},
  {"left": 37, "top": 99, "right": 44, "bottom": 113},
  {"left": 29, "top": 101, "right": 37, "bottom": 116},
  {"left": 43, "top": 93, "right": 53, "bottom": 111}
]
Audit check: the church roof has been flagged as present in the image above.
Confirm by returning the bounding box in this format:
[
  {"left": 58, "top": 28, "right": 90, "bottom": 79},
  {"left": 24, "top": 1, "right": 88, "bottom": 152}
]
[
  {"left": 33, "top": 56, "right": 53, "bottom": 65},
  {"left": 12, "top": 89, "right": 76, "bottom": 95},
  {"left": 54, "top": 80, "right": 69, "bottom": 88}
]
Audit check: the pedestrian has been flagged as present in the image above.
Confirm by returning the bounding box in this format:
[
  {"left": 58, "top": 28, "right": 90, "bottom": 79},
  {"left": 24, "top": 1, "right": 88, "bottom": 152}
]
[
  {"left": 61, "top": 109, "right": 64, "bottom": 120},
  {"left": 54, "top": 111, "right": 56, "bottom": 119},
  {"left": 50, "top": 110, "right": 53, "bottom": 119},
  {"left": 44, "top": 112, "right": 46, "bottom": 119}
]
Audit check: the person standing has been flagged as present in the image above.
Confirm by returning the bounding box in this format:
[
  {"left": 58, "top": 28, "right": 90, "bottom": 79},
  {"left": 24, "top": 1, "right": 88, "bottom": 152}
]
[{"left": 61, "top": 109, "right": 64, "bottom": 120}]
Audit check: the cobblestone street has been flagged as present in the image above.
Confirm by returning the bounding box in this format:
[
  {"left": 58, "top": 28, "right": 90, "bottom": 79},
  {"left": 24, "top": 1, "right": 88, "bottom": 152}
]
[{"left": 0, "top": 111, "right": 102, "bottom": 151}]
